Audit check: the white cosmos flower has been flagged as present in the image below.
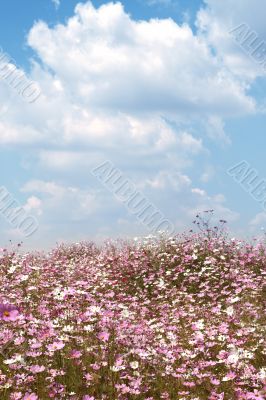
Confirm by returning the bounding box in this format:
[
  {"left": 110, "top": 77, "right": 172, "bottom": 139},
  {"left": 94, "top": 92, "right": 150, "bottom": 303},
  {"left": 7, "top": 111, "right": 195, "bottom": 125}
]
[
  {"left": 110, "top": 365, "right": 125, "bottom": 372},
  {"left": 4, "top": 354, "right": 25, "bottom": 365},
  {"left": 121, "top": 308, "right": 130, "bottom": 318},
  {"left": 227, "top": 353, "right": 239, "bottom": 364},
  {"left": 7, "top": 265, "right": 18, "bottom": 274},
  {"left": 225, "top": 306, "right": 234, "bottom": 316},
  {"left": 89, "top": 306, "right": 101, "bottom": 314},
  {"left": 84, "top": 324, "right": 94, "bottom": 332},
  {"left": 130, "top": 361, "right": 139, "bottom": 369},
  {"left": 258, "top": 368, "right": 266, "bottom": 379},
  {"left": 20, "top": 275, "right": 29, "bottom": 281},
  {"left": 230, "top": 297, "right": 240, "bottom": 303}
]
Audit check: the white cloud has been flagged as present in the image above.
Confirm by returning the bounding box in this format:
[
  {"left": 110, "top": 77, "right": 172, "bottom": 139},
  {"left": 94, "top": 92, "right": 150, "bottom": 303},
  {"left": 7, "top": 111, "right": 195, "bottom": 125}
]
[
  {"left": 0, "top": 120, "right": 42, "bottom": 144},
  {"left": 1, "top": 1, "right": 262, "bottom": 247},
  {"left": 146, "top": 170, "right": 191, "bottom": 190},
  {"left": 146, "top": 0, "right": 174, "bottom": 6},
  {"left": 191, "top": 188, "right": 206, "bottom": 196},
  {"left": 177, "top": 132, "right": 204, "bottom": 153},
  {"left": 26, "top": 2, "right": 254, "bottom": 121},
  {"left": 52, "top": 0, "right": 60, "bottom": 10},
  {"left": 200, "top": 165, "right": 215, "bottom": 183},
  {"left": 186, "top": 192, "right": 239, "bottom": 225},
  {"left": 0, "top": 1, "right": 256, "bottom": 152},
  {"left": 23, "top": 196, "right": 43, "bottom": 216},
  {"left": 205, "top": 116, "right": 231, "bottom": 145},
  {"left": 21, "top": 180, "right": 98, "bottom": 222},
  {"left": 38, "top": 150, "right": 94, "bottom": 170},
  {"left": 249, "top": 212, "right": 266, "bottom": 227},
  {"left": 197, "top": 0, "right": 266, "bottom": 80}
]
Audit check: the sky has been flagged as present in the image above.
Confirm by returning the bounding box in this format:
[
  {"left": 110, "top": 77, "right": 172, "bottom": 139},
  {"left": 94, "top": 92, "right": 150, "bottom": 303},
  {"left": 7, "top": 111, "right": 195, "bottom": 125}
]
[{"left": 0, "top": 0, "right": 266, "bottom": 250}]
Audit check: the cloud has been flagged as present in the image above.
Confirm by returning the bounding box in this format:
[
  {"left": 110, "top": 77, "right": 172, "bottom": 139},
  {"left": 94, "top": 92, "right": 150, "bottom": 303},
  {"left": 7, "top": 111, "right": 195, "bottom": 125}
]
[
  {"left": 21, "top": 180, "right": 98, "bottom": 223},
  {"left": 199, "top": 164, "right": 215, "bottom": 183},
  {"left": 205, "top": 116, "right": 231, "bottom": 145},
  {"left": 145, "top": 170, "right": 192, "bottom": 190},
  {"left": 0, "top": 1, "right": 256, "bottom": 153},
  {"left": 23, "top": 196, "right": 43, "bottom": 216},
  {"left": 146, "top": 0, "right": 174, "bottom": 6},
  {"left": 51, "top": 0, "right": 60, "bottom": 10},
  {"left": 26, "top": 2, "right": 254, "bottom": 118},
  {"left": 197, "top": 0, "right": 266, "bottom": 80},
  {"left": 191, "top": 188, "right": 206, "bottom": 196},
  {"left": 249, "top": 212, "right": 266, "bottom": 227},
  {"left": 1, "top": 0, "right": 262, "bottom": 247}
]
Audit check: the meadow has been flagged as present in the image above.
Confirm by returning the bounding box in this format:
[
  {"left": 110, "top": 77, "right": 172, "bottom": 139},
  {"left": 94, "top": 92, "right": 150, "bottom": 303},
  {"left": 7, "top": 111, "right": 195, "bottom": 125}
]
[{"left": 0, "top": 228, "right": 265, "bottom": 399}]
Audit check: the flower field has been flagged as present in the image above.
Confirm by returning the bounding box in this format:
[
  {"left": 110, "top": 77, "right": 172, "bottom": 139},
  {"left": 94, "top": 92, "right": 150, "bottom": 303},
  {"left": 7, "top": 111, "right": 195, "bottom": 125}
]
[{"left": 0, "top": 233, "right": 265, "bottom": 400}]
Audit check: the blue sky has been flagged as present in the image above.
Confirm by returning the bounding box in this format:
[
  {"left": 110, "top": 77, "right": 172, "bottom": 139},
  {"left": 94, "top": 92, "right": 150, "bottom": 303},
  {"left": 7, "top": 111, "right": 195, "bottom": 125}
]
[{"left": 0, "top": 0, "right": 266, "bottom": 250}]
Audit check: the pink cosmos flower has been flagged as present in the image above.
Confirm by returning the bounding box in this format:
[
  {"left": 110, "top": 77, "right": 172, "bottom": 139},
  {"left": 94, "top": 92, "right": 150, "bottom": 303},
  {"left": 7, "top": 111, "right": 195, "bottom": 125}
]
[
  {"left": 0, "top": 303, "right": 19, "bottom": 321},
  {"left": 84, "top": 373, "right": 93, "bottom": 381},
  {"left": 223, "top": 371, "right": 236, "bottom": 381},
  {"left": 183, "top": 381, "right": 195, "bottom": 387},
  {"left": 210, "top": 378, "right": 220, "bottom": 385},
  {"left": 69, "top": 349, "right": 82, "bottom": 358},
  {"left": 83, "top": 396, "right": 95, "bottom": 400},
  {"left": 10, "top": 393, "right": 22, "bottom": 400},
  {"left": 47, "top": 341, "right": 65, "bottom": 352},
  {"left": 98, "top": 331, "right": 110, "bottom": 342},
  {"left": 29, "top": 365, "right": 45, "bottom": 374},
  {"left": 22, "top": 393, "right": 38, "bottom": 400}
]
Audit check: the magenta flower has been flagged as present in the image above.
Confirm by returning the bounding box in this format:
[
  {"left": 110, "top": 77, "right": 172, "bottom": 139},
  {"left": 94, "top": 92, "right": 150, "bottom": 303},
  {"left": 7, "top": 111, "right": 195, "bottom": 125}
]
[
  {"left": 84, "top": 373, "right": 93, "bottom": 381},
  {"left": 22, "top": 393, "right": 38, "bottom": 400},
  {"left": 98, "top": 331, "right": 110, "bottom": 342},
  {"left": 0, "top": 235, "right": 264, "bottom": 398},
  {"left": 0, "top": 303, "right": 19, "bottom": 321},
  {"left": 69, "top": 349, "right": 82, "bottom": 358},
  {"left": 10, "top": 393, "right": 22, "bottom": 400},
  {"left": 47, "top": 341, "right": 65, "bottom": 352},
  {"left": 29, "top": 365, "right": 45, "bottom": 374}
]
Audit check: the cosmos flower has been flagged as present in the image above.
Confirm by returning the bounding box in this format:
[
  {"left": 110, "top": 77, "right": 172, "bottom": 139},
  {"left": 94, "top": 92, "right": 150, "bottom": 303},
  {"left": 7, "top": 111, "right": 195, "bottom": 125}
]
[
  {"left": 10, "top": 393, "right": 22, "bottom": 400},
  {"left": 69, "top": 349, "right": 82, "bottom": 358},
  {"left": 0, "top": 235, "right": 264, "bottom": 398},
  {"left": 22, "top": 393, "right": 38, "bottom": 400},
  {"left": 130, "top": 361, "right": 139, "bottom": 369},
  {"left": 0, "top": 303, "right": 19, "bottom": 321},
  {"left": 29, "top": 365, "right": 46, "bottom": 374},
  {"left": 98, "top": 331, "right": 110, "bottom": 342},
  {"left": 47, "top": 341, "right": 65, "bottom": 352}
]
